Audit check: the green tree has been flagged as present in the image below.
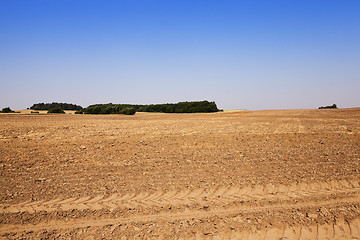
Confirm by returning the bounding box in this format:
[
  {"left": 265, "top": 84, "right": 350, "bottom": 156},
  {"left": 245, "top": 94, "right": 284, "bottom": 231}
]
[
  {"left": 120, "top": 107, "right": 136, "bottom": 115},
  {"left": 1, "top": 107, "right": 15, "bottom": 113},
  {"left": 48, "top": 108, "right": 65, "bottom": 114}
]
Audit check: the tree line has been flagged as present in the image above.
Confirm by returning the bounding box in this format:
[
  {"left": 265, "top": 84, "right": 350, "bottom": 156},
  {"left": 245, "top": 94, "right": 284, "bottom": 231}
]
[
  {"left": 23, "top": 100, "right": 220, "bottom": 115},
  {"left": 82, "top": 101, "right": 220, "bottom": 115},
  {"left": 83, "top": 104, "right": 136, "bottom": 115},
  {"left": 30, "top": 102, "right": 83, "bottom": 111},
  {"left": 318, "top": 104, "right": 338, "bottom": 109}
]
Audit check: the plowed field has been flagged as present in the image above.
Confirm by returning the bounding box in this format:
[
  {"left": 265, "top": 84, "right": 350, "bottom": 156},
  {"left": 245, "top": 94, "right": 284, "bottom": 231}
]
[{"left": 1, "top": 108, "right": 360, "bottom": 239}]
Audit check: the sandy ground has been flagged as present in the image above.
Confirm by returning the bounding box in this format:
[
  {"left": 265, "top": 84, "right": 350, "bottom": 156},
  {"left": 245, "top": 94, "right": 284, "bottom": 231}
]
[{"left": 0, "top": 108, "right": 360, "bottom": 239}]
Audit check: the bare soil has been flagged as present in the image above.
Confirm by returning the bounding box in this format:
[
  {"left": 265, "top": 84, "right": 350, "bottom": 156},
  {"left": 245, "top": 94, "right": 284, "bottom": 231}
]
[{"left": 1, "top": 108, "right": 360, "bottom": 239}]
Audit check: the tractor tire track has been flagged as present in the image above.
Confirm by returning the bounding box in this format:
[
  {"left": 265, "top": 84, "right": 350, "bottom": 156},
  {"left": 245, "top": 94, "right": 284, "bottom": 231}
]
[
  {"left": 1, "top": 179, "right": 359, "bottom": 214},
  {"left": 1, "top": 179, "right": 359, "bottom": 238},
  {"left": 1, "top": 196, "right": 359, "bottom": 238}
]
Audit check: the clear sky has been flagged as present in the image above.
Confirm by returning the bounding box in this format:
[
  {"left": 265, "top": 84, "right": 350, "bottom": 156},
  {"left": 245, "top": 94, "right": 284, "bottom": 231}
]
[{"left": 1, "top": 0, "right": 359, "bottom": 110}]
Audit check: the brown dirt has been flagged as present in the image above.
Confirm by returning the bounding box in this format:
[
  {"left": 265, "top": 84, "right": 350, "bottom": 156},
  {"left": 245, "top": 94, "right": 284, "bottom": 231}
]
[{"left": 0, "top": 108, "right": 360, "bottom": 239}]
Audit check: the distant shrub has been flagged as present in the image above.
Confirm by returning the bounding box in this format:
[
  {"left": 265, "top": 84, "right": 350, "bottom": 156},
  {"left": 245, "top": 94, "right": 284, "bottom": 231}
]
[
  {"left": 319, "top": 104, "right": 338, "bottom": 109},
  {"left": 74, "top": 110, "right": 83, "bottom": 114},
  {"left": 1, "top": 107, "right": 15, "bottom": 113},
  {"left": 47, "top": 108, "right": 65, "bottom": 114},
  {"left": 31, "top": 111, "right": 39, "bottom": 114}
]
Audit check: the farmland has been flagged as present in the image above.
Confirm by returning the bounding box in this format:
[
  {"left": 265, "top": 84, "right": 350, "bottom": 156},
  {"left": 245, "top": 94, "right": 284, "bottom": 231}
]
[{"left": 1, "top": 108, "right": 360, "bottom": 239}]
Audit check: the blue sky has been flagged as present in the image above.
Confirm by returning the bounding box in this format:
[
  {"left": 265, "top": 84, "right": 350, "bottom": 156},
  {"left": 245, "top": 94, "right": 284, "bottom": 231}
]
[{"left": 1, "top": 0, "right": 359, "bottom": 110}]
